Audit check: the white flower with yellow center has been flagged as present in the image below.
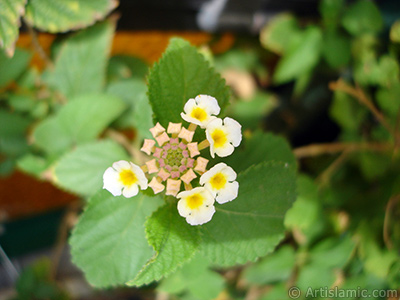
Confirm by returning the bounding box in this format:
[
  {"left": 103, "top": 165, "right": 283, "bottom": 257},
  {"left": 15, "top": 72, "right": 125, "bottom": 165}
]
[
  {"left": 177, "top": 187, "right": 215, "bottom": 225},
  {"left": 103, "top": 160, "right": 148, "bottom": 198},
  {"left": 205, "top": 117, "right": 242, "bottom": 158},
  {"left": 200, "top": 163, "right": 238, "bottom": 204},
  {"left": 181, "top": 95, "right": 220, "bottom": 128}
]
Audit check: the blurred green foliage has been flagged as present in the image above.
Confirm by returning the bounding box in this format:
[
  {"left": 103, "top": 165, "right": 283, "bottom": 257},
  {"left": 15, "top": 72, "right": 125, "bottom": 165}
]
[
  {"left": 11, "top": 258, "right": 69, "bottom": 300},
  {"left": 0, "top": 0, "right": 399, "bottom": 299}
]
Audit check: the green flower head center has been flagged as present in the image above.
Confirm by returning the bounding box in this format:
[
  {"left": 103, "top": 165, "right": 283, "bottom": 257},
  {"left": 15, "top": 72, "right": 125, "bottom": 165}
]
[{"left": 165, "top": 148, "right": 184, "bottom": 167}]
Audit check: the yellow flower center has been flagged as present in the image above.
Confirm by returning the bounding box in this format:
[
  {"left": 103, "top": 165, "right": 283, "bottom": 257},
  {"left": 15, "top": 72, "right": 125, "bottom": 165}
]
[
  {"left": 210, "top": 172, "right": 227, "bottom": 190},
  {"left": 186, "top": 193, "right": 204, "bottom": 209},
  {"left": 191, "top": 107, "right": 207, "bottom": 122},
  {"left": 119, "top": 169, "right": 137, "bottom": 186},
  {"left": 211, "top": 129, "right": 227, "bottom": 148}
]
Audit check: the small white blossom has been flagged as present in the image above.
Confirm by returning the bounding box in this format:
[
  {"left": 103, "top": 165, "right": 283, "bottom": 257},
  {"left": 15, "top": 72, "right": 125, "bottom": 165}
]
[
  {"left": 200, "top": 163, "right": 238, "bottom": 204},
  {"left": 181, "top": 95, "right": 220, "bottom": 128},
  {"left": 205, "top": 117, "right": 242, "bottom": 158},
  {"left": 103, "top": 160, "right": 148, "bottom": 198},
  {"left": 177, "top": 187, "right": 215, "bottom": 225}
]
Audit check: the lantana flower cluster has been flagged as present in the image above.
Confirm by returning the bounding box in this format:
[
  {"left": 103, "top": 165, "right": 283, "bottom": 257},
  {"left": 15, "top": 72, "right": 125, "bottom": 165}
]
[{"left": 103, "top": 95, "right": 242, "bottom": 225}]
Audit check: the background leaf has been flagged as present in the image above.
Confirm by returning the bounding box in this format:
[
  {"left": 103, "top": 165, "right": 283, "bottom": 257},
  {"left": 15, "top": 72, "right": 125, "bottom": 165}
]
[
  {"left": 0, "top": 0, "right": 26, "bottom": 56},
  {"left": 322, "top": 33, "right": 351, "bottom": 68},
  {"left": 70, "top": 189, "right": 163, "bottom": 288},
  {"left": 284, "top": 176, "right": 322, "bottom": 231},
  {"left": 24, "top": 0, "right": 117, "bottom": 33},
  {"left": 128, "top": 203, "right": 200, "bottom": 287},
  {"left": 33, "top": 93, "right": 126, "bottom": 154},
  {"left": 44, "top": 21, "right": 114, "bottom": 98},
  {"left": 0, "top": 109, "right": 30, "bottom": 158},
  {"left": 342, "top": 0, "right": 383, "bottom": 36},
  {"left": 319, "top": 0, "right": 344, "bottom": 31},
  {"left": 148, "top": 38, "right": 230, "bottom": 127},
  {"left": 106, "top": 79, "right": 153, "bottom": 139},
  {"left": 158, "top": 254, "right": 225, "bottom": 300},
  {"left": 54, "top": 140, "right": 129, "bottom": 196},
  {"left": 221, "top": 131, "right": 296, "bottom": 173},
  {"left": 107, "top": 55, "right": 149, "bottom": 82},
  {"left": 243, "top": 245, "right": 295, "bottom": 285},
  {"left": 0, "top": 48, "right": 32, "bottom": 88},
  {"left": 259, "top": 14, "right": 301, "bottom": 55},
  {"left": 390, "top": 20, "right": 400, "bottom": 43},
  {"left": 273, "top": 26, "right": 322, "bottom": 84},
  {"left": 329, "top": 90, "right": 368, "bottom": 132},
  {"left": 199, "top": 161, "right": 296, "bottom": 267}
]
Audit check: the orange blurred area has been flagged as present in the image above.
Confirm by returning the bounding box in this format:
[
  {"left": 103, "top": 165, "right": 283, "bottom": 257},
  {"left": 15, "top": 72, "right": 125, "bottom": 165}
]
[
  {"left": 0, "top": 171, "right": 76, "bottom": 221},
  {"left": 16, "top": 31, "right": 235, "bottom": 69},
  {"left": 1, "top": 31, "right": 234, "bottom": 220}
]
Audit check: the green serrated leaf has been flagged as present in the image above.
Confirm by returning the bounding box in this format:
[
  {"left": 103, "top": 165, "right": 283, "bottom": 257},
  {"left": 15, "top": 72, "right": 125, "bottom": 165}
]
[
  {"left": 128, "top": 203, "right": 200, "bottom": 287},
  {"left": 165, "top": 37, "right": 191, "bottom": 52},
  {"left": 260, "top": 13, "right": 301, "bottom": 55},
  {"left": 24, "top": 0, "right": 117, "bottom": 33},
  {"left": 0, "top": 0, "right": 26, "bottom": 56},
  {"left": 54, "top": 140, "right": 129, "bottom": 196},
  {"left": 44, "top": 21, "right": 114, "bottom": 98},
  {"left": 273, "top": 26, "right": 322, "bottom": 84},
  {"left": 0, "top": 48, "right": 32, "bottom": 88},
  {"left": 199, "top": 161, "right": 296, "bottom": 267},
  {"left": 148, "top": 38, "right": 230, "bottom": 127},
  {"left": 222, "top": 131, "right": 296, "bottom": 173},
  {"left": 70, "top": 189, "right": 163, "bottom": 288},
  {"left": 33, "top": 93, "right": 126, "bottom": 154},
  {"left": 342, "top": 0, "right": 383, "bottom": 36}
]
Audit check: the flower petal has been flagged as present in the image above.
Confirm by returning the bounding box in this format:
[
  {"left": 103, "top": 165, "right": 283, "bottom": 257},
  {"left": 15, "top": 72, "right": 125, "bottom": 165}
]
[
  {"left": 214, "top": 142, "right": 234, "bottom": 158},
  {"left": 103, "top": 167, "right": 123, "bottom": 196},
  {"left": 129, "top": 162, "right": 148, "bottom": 190},
  {"left": 196, "top": 95, "right": 220, "bottom": 115},
  {"left": 112, "top": 160, "right": 131, "bottom": 172},
  {"left": 224, "top": 117, "right": 242, "bottom": 147},
  {"left": 215, "top": 181, "right": 239, "bottom": 204},
  {"left": 185, "top": 205, "right": 215, "bottom": 226},
  {"left": 122, "top": 184, "right": 139, "bottom": 198}
]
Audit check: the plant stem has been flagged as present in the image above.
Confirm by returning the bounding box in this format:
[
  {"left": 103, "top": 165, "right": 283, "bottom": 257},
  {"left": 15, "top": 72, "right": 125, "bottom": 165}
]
[
  {"left": 383, "top": 194, "right": 400, "bottom": 250},
  {"left": 317, "top": 150, "right": 350, "bottom": 187},
  {"left": 294, "top": 142, "right": 393, "bottom": 158},
  {"left": 106, "top": 129, "right": 147, "bottom": 164},
  {"left": 198, "top": 139, "right": 210, "bottom": 151},
  {"left": 26, "top": 23, "right": 54, "bottom": 69},
  {"left": 329, "top": 79, "right": 395, "bottom": 137},
  {"left": 188, "top": 123, "right": 197, "bottom": 131}
]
